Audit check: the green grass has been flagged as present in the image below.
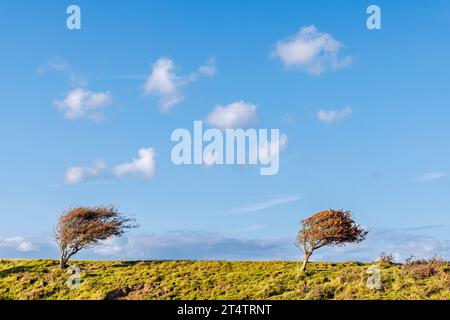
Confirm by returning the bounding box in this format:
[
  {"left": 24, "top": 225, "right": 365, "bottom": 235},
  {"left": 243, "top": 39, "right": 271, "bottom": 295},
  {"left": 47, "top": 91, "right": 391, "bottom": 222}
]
[{"left": 0, "top": 259, "right": 449, "bottom": 300}]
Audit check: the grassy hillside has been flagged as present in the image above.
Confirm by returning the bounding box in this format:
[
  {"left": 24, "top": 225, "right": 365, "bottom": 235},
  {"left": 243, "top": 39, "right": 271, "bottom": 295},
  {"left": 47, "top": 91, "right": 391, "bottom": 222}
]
[{"left": 0, "top": 259, "right": 449, "bottom": 300}]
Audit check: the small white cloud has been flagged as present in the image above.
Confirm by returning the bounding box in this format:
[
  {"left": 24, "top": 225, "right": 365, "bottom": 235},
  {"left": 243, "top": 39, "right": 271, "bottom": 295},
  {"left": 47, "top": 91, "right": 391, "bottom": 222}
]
[
  {"left": 143, "top": 58, "right": 183, "bottom": 111},
  {"left": 228, "top": 193, "right": 301, "bottom": 215},
  {"left": 416, "top": 172, "right": 447, "bottom": 182},
  {"left": 54, "top": 88, "right": 113, "bottom": 121},
  {"left": 42, "top": 58, "right": 113, "bottom": 121},
  {"left": 198, "top": 57, "right": 217, "bottom": 76},
  {"left": 64, "top": 149, "right": 157, "bottom": 184},
  {"left": 273, "top": 25, "right": 352, "bottom": 75},
  {"left": 64, "top": 159, "right": 106, "bottom": 185},
  {"left": 114, "top": 148, "right": 156, "bottom": 180},
  {"left": 317, "top": 107, "right": 352, "bottom": 123},
  {"left": 143, "top": 57, "right": 216, "bottom": 111},
  {"left": 205, "top": 101, "right": 259, "bottom": 129},
  {"left": 0, "top": 236, "right": 38, "bottom": 252}
]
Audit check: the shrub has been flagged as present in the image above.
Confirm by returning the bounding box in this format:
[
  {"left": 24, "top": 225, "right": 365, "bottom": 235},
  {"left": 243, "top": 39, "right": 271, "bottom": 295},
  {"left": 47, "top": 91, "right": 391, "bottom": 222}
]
[
  {"left": 305, "top": 284, "right": 335, "bottom": 300},
  {"left": 378, "top": 252, "right": 396, "bottom": 265},
  {"left": 402, "top": 256, "right": 445, "bottom": 280}
]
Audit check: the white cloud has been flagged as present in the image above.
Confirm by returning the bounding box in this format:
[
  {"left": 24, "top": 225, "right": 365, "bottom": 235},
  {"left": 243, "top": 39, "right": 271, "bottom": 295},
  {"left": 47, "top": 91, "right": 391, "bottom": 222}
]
[
  {"left": 198, "top": 57, "right": 217, "bottom": 76},
  {"left": 0, "top": 236, "right": 38, "bottom": 252},
  {"left": 143, "top": 58, "right": 183, "bottom": 111},
  {"left": 143, "top": 57, "right": 216, "bottom": 111},
  {"left": 95, "top": 238, "right": 123, "bottom": 256},
  {"left": 64, "top": 159, "right": 107, "bottom": 185},
  {"left": 317, "top": 107, "right": 352, "bottom": 123},
  {"left": 114, "top": 148, "right": 156, "bottom": 180},
  {"left": 238, "top": 225, "right": 266, "bottom": 232},
  {"left": 273, "top": 25, "right": 352, "bottom": 75},
  {"left": 205, "top": 101, "right": 259, "bottom": 129},
  {"left": 228, "top": 193, "right": 301, "bottom": 215},
  {"left": 2, "top": 226, "right": 449, "bottom": 262},
  {"left": 64, "top": 148, "right": 157, "bottom": 184},
  {"left": 41, "top": 58, "right": 113, "bottom": 121},
  {"left": 416, "top": 172, "right": 447, "bottom": 182},
  {"left": 317, "top": 227, "right": 450, "bottom": 262},
  {"left": 54, "top": 88, "right": 113, "bottom": 121},
  {"left": 93, "top": 231, "right": 295, "bottom": 261}
]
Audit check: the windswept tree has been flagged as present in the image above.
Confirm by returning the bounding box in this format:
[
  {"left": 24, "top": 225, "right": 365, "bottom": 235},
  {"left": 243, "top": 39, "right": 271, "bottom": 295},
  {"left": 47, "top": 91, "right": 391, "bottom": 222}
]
[
  {"left": 297, "top": 209, "right": 367, "bottom": 272},
  {"left": 55, "top": 206, "right": 137, "bottom": 269}
]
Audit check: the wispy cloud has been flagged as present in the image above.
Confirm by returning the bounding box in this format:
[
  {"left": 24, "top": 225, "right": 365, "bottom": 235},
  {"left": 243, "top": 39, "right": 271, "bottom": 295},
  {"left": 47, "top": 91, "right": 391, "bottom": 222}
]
[
  {"left": 37, "top": 57, "right": 87, "bottom": 87},
  {"left": 227, "top": 194, "right": 302, "bottom": 215},
  {"left": 317, "top": 107, "right": 352, "bottom": 123},
  {"left": 64, "top": 159, "right": 107, "bottom": 185},
  {"left": 272, "top": 25, "right": 352, "bottom": 75},
  {"left": 97, "top": 74, "right": 147, "bottom": 80},
  {"left": 93, "top": 231, "right": 295, "bottom": 261},
  {"left": 415, "top": 172, "right": 447, "bottom": 182},
  {"left": 238, "top": 225, "right": 266, "bottom": 233},
  {"left": 197, "top": 57, "right": 217, "bottom": 77},
  {"left": 2, "top": 226, "right": 449, "bottom": 262},
  {"left": 397, "top": 225, "right": 446, "bottom": 231}
]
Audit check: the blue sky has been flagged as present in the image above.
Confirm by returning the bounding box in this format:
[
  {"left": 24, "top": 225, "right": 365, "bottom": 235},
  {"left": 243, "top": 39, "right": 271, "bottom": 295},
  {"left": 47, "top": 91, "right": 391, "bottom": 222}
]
[{"left": 0, "top": 0, "right": 449, "bottom": 262}]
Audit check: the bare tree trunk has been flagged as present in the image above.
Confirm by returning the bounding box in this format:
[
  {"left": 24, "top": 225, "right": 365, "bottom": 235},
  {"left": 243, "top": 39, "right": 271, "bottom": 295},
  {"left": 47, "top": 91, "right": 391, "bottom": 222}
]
[
  {"left": 300, "top": 252, "right": 312, "bottom": 272},
  {"left": 60, "top": 250, "right": 67, "bottom": 269}
]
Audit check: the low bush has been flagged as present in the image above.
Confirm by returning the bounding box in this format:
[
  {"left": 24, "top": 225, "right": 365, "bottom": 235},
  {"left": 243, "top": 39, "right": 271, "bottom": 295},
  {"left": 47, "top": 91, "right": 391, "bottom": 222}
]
[
  {"left": 402, "top": 256, "right": 446, "bottom": 280},
  {"left": 378, "top": 252, "right": 396, "bottom": 266}
]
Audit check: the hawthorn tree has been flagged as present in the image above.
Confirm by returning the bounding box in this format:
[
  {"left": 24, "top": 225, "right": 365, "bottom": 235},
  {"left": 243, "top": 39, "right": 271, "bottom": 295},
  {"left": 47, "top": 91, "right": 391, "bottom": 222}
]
[
  {"left": 55, "top": 206, "right": 137, "bottom": 269},
  {"left": 297, "top": 209, "right": 367, "bottom": 272}
]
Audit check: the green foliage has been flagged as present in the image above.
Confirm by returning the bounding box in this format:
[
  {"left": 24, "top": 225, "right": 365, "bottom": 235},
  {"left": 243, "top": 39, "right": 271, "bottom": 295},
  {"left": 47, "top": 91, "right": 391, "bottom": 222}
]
[{"left": 0, "top": 259, "right": 449, "bottom": 300}]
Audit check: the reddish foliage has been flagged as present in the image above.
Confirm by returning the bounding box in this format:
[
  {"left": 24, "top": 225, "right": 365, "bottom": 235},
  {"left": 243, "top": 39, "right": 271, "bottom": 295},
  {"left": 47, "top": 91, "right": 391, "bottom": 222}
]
[
  {"left": 297, "top": 209, "right": 367, "bottom": 271},
  {"left": 55, "top": 205, "right": 136, "bottom": 268}
]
